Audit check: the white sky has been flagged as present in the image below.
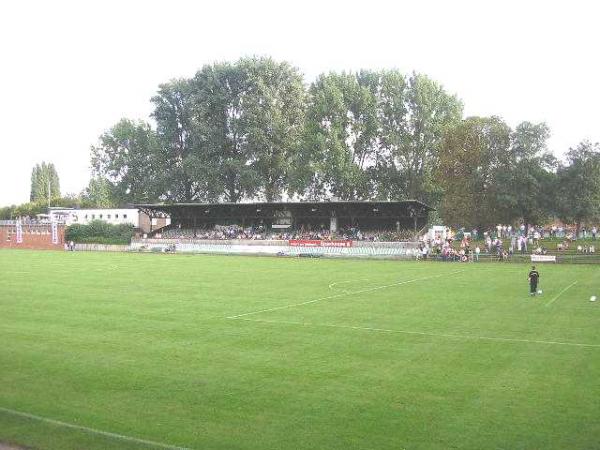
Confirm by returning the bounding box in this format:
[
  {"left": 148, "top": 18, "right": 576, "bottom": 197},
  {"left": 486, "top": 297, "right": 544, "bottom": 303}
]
[{"left": 1, "top": 0, "right": 598, "bottom": 206}]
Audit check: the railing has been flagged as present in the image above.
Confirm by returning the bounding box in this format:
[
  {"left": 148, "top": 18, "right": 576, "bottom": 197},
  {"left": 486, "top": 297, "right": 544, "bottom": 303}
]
[
  {"left": 426, "top": 252, "right": 600, "bottom": 264},
  {"left": 135, "top": 238, "right": 288, "bottom": 247},
  {"left": 74, "top": 243, "right": 130, "bottom": 252},
  {"left": 133, "top": 237, "right": 419, "bottom": 248},
  {"left": 130, "top": 238, "right": 421, "bottom": 258}
]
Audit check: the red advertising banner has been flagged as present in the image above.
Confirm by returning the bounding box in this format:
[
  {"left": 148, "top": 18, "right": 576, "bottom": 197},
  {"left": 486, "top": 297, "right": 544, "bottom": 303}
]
[{"left": 288, "top": 240, "right": 353, "bottom": 248}]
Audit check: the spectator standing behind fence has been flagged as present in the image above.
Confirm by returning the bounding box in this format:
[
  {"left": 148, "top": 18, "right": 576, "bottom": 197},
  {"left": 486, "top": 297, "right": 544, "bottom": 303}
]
[{"left": 475, "top": 245, "right": 480, "bottom": 261}]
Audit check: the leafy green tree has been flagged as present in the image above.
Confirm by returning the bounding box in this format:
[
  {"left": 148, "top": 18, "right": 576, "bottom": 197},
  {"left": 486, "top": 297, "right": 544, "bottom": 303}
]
[
  {"left": 301, "top": 71, "right": 380, "bottom": 200},
  {"left": 81, "top": 177, "right": 117, "bottom": 208},
  {"left": 436, "top": 116, "right": 512, "bottom": 228},
  {"left": 13, "top": 201, "right": 47, "bottom": 218},
  {"left": 0, "top": 205, "right": 14, "bottom": 220},
  {"left": 239, "top": 57, "right": 306, "bottom": 201},
  {"left": 30, "top": 162, "right": 60, "bottom": 202},
  {"left": 496, "top": 122, "right": 556, "bottom": 229},
  {"left": 378, "top": 73, "right": 463, "bottom": 203},
  {"left": 0, "top": 196, "right": 82, "bottom": 220},
  {"left": 189, "top": 61, "right": 258, "bottom": 202},
  {"left": 151, "top": 79, "right": 208, "bottom": 201},
  {"left": 91, "top": 119, "right": 162, "bottom": 204},
  {"left": 556, "top": 141, "right": 600, "bottom": 233}
]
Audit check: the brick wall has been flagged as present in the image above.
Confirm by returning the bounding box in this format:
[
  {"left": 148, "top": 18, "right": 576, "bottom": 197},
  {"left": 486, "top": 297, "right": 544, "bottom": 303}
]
[
  {"left": 0, "top": 224, "right": 65, "bottom": 250},
  {"left": 138, "top": 211, "right": 169, "bottom": 234}
]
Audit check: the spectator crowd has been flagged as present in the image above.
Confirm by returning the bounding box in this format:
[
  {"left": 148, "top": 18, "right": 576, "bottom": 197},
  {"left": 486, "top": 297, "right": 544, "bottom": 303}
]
[
  {"left": 417, "top": 223, "right": 598, "bottom": 262},
  {"left": 152, "top": 224, "right": 416, "bottom": 242}
]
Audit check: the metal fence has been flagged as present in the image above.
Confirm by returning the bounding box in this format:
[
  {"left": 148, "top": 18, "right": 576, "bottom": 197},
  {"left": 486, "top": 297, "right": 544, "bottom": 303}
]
[
  {"left": 425, "top": 253, "right": 600, "bottom": 265},
  {"left": 74, "top": 243, "right": 130, "bottom": 252}
]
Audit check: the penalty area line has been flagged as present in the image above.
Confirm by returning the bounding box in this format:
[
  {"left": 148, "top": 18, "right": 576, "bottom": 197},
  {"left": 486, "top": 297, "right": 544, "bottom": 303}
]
[
  {"left": 545, "top": 281, "right": 578, "bottom": 307},
  {"left": 233, "top": 317, "right": 600, "bottom": 348},
  {"left": 227, "top": 270, "right": 465, "bottom": 319},
  {"left": 0, "top": 406, "right": 190, "bottom": 450}
]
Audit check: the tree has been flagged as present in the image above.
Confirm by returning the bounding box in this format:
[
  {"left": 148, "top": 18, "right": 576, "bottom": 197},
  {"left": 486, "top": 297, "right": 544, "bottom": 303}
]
[
  {"left": 378, "top": 73, "right": 463, "bottom": 203},
  {"left": 30, "top": 162, "right": 60, "bottom": 202},
  {"left": 300, "top": 71, "right": 380, "bottom": 200},
  {"left": 239, "top": 57, "right": 306, "bottom": 201},
  {"left": 185, "top": 57, "right": 307, "bottom": 202},
  {"left": 496, "top": 122, "right": 556, "bottom": 229},
  {"left": 189, "top": 61, "right": 258, "bottom": 202},
  {"left": 91, "top": 119, "right": 162, "bottom": 204},
  {"left": 151, "top": 79, "right": 208, "bottom": 201},
  {"left": 81, "top": 177, "right": 117, "bottom": 208},
  {"left": 436, "top": 116, "right": 512, "bottom": 228},
  {"left": 556, "top": 141, "right": 600, "bottom": 233}
]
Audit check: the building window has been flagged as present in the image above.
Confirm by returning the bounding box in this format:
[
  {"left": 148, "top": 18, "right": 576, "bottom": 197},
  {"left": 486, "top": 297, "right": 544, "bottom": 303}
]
[
  {"left": 91, "top": 214, "right": 95, "bottom": 219},
  {"left": 107, "top": 214, "right": 111, "bottom": 219},
  {"left": 84, "top": 215, "right": 88, "bottom": 219},
  {"left": 99, "top": 214, "right": 103, "bottom": 219},
  {"left": 123, "top": 214, "right": 128, "bottom": 219},
  {"left": 115, "top": 214, "right": 119, "bottom": 219}
]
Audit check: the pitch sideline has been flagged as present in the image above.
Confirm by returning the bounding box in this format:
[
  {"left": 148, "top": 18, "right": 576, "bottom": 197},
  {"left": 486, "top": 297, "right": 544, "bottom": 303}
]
[
  {"left": 545, "top": 281, "right": 578, "bottom": 307},
  {"left": 0, "top": 406, "right": 190, "bottom": 450}
]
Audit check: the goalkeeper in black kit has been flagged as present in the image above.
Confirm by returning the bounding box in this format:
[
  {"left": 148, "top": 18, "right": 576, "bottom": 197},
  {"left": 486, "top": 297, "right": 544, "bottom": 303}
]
[{"left": 528, "top": 266, "right": 540, "bottom": 296}]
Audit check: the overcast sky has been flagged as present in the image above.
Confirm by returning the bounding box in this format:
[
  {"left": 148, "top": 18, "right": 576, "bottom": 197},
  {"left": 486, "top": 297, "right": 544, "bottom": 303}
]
[{"left": 1, "top": 0, "right": 598, "bottom": 206}]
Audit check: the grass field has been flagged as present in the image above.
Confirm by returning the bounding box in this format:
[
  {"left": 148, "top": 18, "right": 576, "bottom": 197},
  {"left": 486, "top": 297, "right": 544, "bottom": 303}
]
[{"left": 1, "top": 249, "right": 599, "bottom": 450}]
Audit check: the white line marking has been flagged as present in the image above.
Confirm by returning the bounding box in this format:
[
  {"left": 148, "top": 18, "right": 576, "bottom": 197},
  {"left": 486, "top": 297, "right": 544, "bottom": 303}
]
[
  {"left": 227, "top": 270, "right": 465, "bottom": 319},
  {"left": 0, "top": 406, "right": 190, "bottom": 450},
  {"left": 545, "top": 281, "right": 578, "bottom": 306},
  {"left": 328, "top": 278, "right": 370, "bottom": 293},
  {"left": 234, "top": 317, "right": 600, "bottom": 348},
  {"left": 328, "top": 267, "right": 430, "bottom": 292}
]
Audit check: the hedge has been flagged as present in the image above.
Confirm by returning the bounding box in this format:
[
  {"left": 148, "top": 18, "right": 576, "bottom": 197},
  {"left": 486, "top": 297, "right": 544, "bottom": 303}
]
[{"left": 65, "top": 220, "right": 134, "bottom": 245}]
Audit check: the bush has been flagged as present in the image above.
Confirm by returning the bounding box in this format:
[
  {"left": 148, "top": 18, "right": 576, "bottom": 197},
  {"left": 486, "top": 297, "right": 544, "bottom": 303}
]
[{"left": 65, "top": 220, "right": 134, "bottom": 245}]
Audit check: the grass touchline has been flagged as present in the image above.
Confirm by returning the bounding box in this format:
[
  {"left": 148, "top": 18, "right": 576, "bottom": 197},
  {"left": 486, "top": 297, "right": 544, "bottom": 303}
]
[
  {"left": 0, "top": 407, "right": 190, "bottom": 450},
  {"left": 545, "top": 281, "right": 579, "bottom": 306}
]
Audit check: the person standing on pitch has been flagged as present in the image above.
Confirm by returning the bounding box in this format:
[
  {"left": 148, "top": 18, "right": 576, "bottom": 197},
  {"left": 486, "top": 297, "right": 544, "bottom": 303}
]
[{"left": 528, "top": 266, "right": 540, "bottom": 296}]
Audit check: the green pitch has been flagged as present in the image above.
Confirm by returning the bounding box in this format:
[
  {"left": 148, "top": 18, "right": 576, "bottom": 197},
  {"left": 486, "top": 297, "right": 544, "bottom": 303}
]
[{"left": 1, "top": 249, "right": 599, "bottom": 450}]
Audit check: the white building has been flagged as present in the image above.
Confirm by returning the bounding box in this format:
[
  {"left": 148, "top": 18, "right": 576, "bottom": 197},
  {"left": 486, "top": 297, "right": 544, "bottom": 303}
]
[{"left": 48, "top": 208, "right": 140, "bottom": 227}]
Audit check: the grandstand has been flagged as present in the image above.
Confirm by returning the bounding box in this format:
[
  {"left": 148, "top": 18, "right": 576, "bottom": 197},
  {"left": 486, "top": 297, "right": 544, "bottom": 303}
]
[
  {"left": 136, "top": 200, "right": 431, "bottom": 237},
  {"left": 132, "top": 201, "right": 431, "bottom": 257}
]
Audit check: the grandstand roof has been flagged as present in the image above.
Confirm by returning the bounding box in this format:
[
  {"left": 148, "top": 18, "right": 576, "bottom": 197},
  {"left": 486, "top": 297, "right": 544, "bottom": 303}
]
[
  {"left": 136, "top": 200, "right": 432, "bottom": 229},
  {"left": 136, "top": 200, "right": 433, "bottom": 210}
]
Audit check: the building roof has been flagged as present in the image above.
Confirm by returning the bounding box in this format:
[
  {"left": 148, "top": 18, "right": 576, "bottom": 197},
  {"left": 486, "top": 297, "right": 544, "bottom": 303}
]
[{"left": 136, "top": 200, "right": 433, "bottom": 210}]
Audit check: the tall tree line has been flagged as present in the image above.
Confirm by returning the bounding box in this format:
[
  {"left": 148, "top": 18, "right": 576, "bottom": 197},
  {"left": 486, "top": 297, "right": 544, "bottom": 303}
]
[
  {"left": 91, "top": 57, "right": 462, "bottom": 205},
  {"left": 437, "top": 118, "right": 600, "bottom": 230},
  {"left": 30, "top": 162, "right": 60, "bottom": 203},
  {"left": 90, "top": 56, "right": 600, "bottom": 229}
]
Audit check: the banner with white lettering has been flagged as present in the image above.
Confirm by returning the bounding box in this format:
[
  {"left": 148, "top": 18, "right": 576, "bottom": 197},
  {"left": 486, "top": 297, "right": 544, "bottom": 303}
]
[
  {"left": 51, "top": 222, "right": 58, "bottom": 244},
  {"left": 531, "top": 254, "right": 556, "bottom": 263},
  {"left": 16, "top": 221, "right": 23, "bottom": 244}
]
